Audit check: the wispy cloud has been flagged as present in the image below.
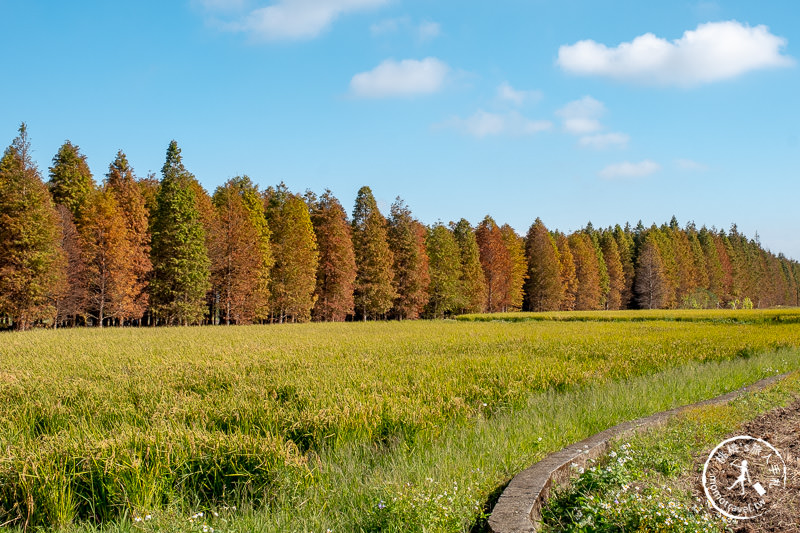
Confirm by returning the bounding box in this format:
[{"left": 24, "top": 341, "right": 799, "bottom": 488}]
[
  {"left": 350, "top": 58, "right": 450, "bottom": 98},
  {"left": 676, "top": 158, "right": 708, "bottom": 171},
  {"left": 370, "top": 17, "right": 441, "bottom": 42},
  {"left": 417, "top": 20, "right": 440, "bottom": 42},
  {"left": 599, "top": 160, "right": 661, "bottom": 179},
  {"left": 218, "top": 0, "right": 390, "bottom": 41},
  {"left": 558, "top": 21, "right": 793, "bottom": 87},
  {"left": 579, "top": 132, "right": 629, "bottom": 149},
  {"left": 437, "top": 110, "right": 552, "bottom": 138},
  {"left": 497, "top": 82, "right": 542, "bottom": 106},
  {"left": 556, "top": 96, "right": 605, "bottom": 134}
]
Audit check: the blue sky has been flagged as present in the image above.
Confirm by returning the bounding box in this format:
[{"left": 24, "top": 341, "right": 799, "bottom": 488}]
[{"left": 3, "top": 1, "right": 799, "bottom": 258}]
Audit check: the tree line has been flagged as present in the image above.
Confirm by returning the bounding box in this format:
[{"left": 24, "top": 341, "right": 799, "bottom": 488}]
[{"left": 1, "top": 124, "right": 798, "bottom": 330}]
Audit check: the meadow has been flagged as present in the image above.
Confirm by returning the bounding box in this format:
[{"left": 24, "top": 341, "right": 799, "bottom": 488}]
[{"left": 3, "top": 310, "right": 800, "bottom": 531}]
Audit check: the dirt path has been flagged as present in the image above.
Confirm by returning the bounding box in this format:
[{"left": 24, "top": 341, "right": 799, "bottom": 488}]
[{"left": 688, "top": 399, "right": 800, "bottom": 532}]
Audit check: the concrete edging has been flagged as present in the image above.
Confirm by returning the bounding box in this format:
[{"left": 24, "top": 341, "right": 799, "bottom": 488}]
[{"left": 487, "top": 373, "right": 790, "bottom": 533}]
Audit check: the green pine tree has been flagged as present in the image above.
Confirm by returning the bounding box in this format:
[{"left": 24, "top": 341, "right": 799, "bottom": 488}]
[
  {"left": 48, "top": 141, "right": 95, "bottom": 223},
  {"left": 149, "top": 141, "right": 211, "bottom": 325}
]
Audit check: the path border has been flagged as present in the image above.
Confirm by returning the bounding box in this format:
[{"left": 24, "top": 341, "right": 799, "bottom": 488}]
[{"left": 487, "top": 372, "right": 790, "bottom": 533}]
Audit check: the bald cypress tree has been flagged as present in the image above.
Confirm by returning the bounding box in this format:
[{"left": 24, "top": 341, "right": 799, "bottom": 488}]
[
  {"left": 600, "top": 232, "right": 624, "bottom": 310},
  {"left": 635, "top": 236, "right": 667, "bottom": 309},
  {"left": 524, "top": 218, "right": 562, "bottom": 311},
  {"left": 425, "top": 223, "right": 462, "bottom": 318},
  {"left": 105, "top": 151, "right": 152, "bottom": 322},
  {"left": 210, "top": 178, "right": 270, "bottom": 324},
  {"left": 264, "top": 184, "right": 318, "bottom": 323},
  {"left": 500, "top": 224, "right": 526, "bottom": 312},
  {"left": 569, "top": 232, "right": 602, "bottom": 310},
  {"left": 452, "top": 218, "right": 486, "bottom": 314},
  {"left": 309, "top": 190, "right": 356, "bottom": 322},
  {"left": 149, "top": 141, "right": 210, "bottom": 325},
  {"left": 80, "top": 189, "right": 131, "bottom": 326},
  {"left": 555, "top": 232, "right": 577, "bottom": 311},
  {"left": 388, "top": 198, "right": 430, "bottom": 319},
  {"left": 0, "top": 124, "right": 64, "bottom": 329},
  {"left": 476, "top": 216, "right": 512, "bottom": 312},
  {"left": 54, "top": 204, "right": 87, "bottom": 326},
  {"left": 352, "top": 186, "right": 395, "bottom": 320},
  {"left": 48, "top": 141, "right": 95, "bottom": 223}
]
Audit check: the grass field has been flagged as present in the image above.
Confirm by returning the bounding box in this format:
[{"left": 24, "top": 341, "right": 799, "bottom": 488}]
[{"left": 2, "top": 310, "right": 800, "bottom": 531}]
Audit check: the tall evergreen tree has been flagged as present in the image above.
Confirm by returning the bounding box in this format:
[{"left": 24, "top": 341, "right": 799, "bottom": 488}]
[
  {"left": 265, "top": 184, "right": 318, "bottom": 323},
  {"left": 500, "top": 224, "right": 527, "bottom": 312},
  {"left": 424, "top": 223, "right": 462, "bottom": 318},
  {"left": 149, "top": 141, "right": 211, "bottom": 325},
  {"left": 351, "top": 186, "right": 395, "bottom": 320},
  {"left": 48, "top": 141, "right": 95, "bottom": 223},
  {"left": 388, "top": 198, "right": 430, "bottom": 319},
  {"left": 524, "top": 218, "right": 562, "bottom": 311},
  {"left": 105, "top": 151, "right": 152, "bottom": 322},
  {"left": 613, "top": 224, "right": 636, "bottom": 308},
  {"left": 451, "top": 219, "right": 486, "bottom": 314},
  {"left": 0, "top": 124, "right": 64, "bottom": 330}
]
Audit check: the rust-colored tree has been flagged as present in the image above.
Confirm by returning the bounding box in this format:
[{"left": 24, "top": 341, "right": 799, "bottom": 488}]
[
  {"left": 53, "top": 205, "right": 87, "bottom": 326},
  {"left": 105, "top": 151, "right": 152, "bottom": 323},
  {"left": 475, "top": 216, "right": 512, "bottom": 312},
  {"left": 308, "top": 189, "right": 356, "bottom": 322},
  {"left": 600, "top": 232, "right": 624, "bottom": 310},
  {"left": 210, "top": 178, "right": 270, "bottom": 324},
  {"left": 388, "top": 198, "right": 430, "bottom": 319},
  {"left": 555, "top": 232, "right": 577, "bottom": 311},
  {"left": 568, "top": 232, "right": 602, "bottom": 310},
  {"left": 500, "top": 224, "right": 527, "bottom": 312},
  {"left": 80, "top": 189, "right": 132, "bottom": 326},
  {"left": 635, "top": 236, "right": 668, "bottom": 309},
  {"left": 524, "top": 218, "right": 562, "bottom": 311}
]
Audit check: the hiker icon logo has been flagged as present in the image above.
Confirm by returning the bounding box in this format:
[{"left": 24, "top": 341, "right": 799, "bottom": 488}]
[{"left": 702, "top": 435, "right": 787, "bottom": 520}]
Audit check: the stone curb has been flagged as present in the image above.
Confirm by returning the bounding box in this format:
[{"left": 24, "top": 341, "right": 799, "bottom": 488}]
[{"left": 487, "top": 372, "right": 790, "bottom": 533}]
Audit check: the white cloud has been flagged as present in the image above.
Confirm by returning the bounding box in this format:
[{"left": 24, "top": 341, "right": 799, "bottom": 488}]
[
  {"left": 676, "top": 158, "right": 708, "bottom": 171},
  {"left": 418, "top": 20, "right": 441, "bottom": 42},
  {"left": 556, "top": 96, "right": 605, "bottom": 134},
  {"left": 558, "top": 21, "right": 793, "bottom": 87},
  {"left": 599, "top": 160, "right": 661, "bottom": 179},
  {"left": 370, "top": 16, "right": 408, "bottom": 36},
  {"left": 350, "top": 58, "right": 450, "bottom": 98},
  {"left": 497, "top": 82, "right": 542, "bottom": 106},
  {"left": 370, "top": 17, "right": 440, "bottom": 42},
  {"left": 579, "top": 132, "right": 629, "bottom": 149},
  {"left": 438, "top": 110, "right": 552, "bottom": 138},
  {"left": 195, "top": 0, "right": 250, "bottom": 11},
  {"left": 226, "top": 0, "right": 389, "bottom": 41}
]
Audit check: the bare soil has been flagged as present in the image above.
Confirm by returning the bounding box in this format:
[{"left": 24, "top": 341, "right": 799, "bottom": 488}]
[{"left": 688, "top": 399, "right": 800, "bottom": 532}]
